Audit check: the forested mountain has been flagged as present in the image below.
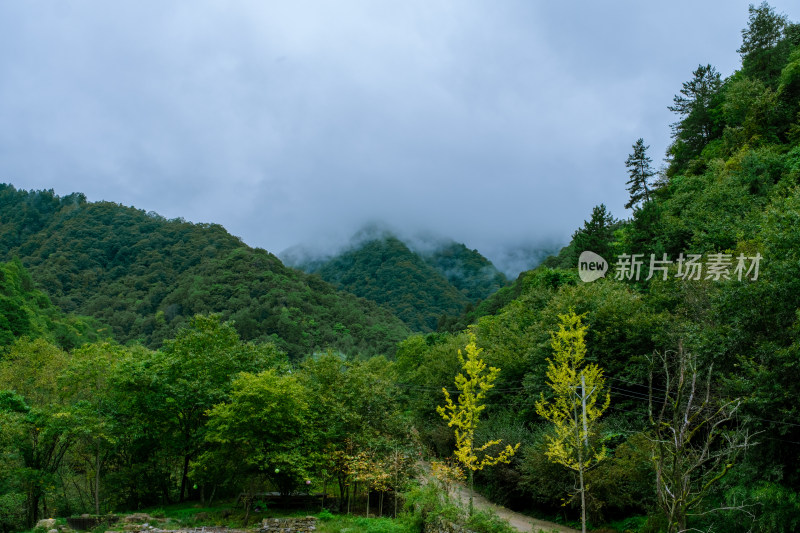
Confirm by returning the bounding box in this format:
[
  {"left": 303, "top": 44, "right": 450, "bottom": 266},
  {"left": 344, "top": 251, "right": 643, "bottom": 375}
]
[
  {"left": 1, "top": 4, "right": 800, "bottom": 533},
  {"left": 0, "top": 258, "right": 106, "bottom": 349},
  {"left": 398, "top": 4, "right": 800, "bottom": 530},
  {"left": 418, "top": 241, "right": 507, "bottom": 301},
  {"left": 0, "top": 185, "right": 410, "bottom": 358},
  {"left": 283, "top": 231, "right": 506, "bottom": 331}
]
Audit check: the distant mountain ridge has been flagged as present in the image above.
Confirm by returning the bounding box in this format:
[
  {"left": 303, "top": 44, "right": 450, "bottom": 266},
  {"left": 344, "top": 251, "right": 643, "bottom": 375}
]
[
  {"left": 281, "top": 228, "right": 507, "bottom": 331},
  {"left": 0, "top": 184, "right": 411, "bottom": 358}
]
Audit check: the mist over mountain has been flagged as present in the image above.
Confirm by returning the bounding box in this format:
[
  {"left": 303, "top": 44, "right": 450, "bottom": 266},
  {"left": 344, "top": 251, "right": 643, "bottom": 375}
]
[
  {"left": 281, "top": 225, "right": 512, "bottom": 331},
  {"left": 0, "top": 185, "right": 410, "bottom": 358},
  {"left": 280, "top": 221, "right": 558, "bottom": 278}
]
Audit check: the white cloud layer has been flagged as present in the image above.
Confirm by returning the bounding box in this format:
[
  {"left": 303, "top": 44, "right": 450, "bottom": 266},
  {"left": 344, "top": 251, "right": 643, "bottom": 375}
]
[{"left": 0, "top": 1, "right": 793, "bottom": 274}]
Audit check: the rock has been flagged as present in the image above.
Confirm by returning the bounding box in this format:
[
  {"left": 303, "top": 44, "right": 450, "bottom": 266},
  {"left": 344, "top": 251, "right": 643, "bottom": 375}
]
[
  {"left": 124, "top": 514, "right": 152, "bottom": 524},
  {"left": 260, "top": 517, "right": 318, "bottom": 533},
  {"left": 48, "top": 529, "right": 58, "bottom": 533},
  {"left": 36, "top": 520, "right": 57, "bottom": 530}
]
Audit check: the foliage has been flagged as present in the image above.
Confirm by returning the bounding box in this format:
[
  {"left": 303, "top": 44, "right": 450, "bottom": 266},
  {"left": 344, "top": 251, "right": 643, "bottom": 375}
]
[
  {"left": 0, "top": 259, "right": 105, "bottom": 351},
  {"left": 437, "top": 333, "right": 519, "bottom": 516},
  {"left": 0, "top": 338, "right": 72, "bottom": 527},
  {"left": 667, "top": 64, "right": 724, "bottom": 167},
  {"left": 535, "top": 311, "right": 609, "bottom": 533},
  {"left": 317, "top": 514, "right": 415, "bottom": 533},
  {"left": 301, "top": 236, "right": 473, "bottom": 331},
  {"left": 1, "top": 5, "right": 800, "bottom": 531},
  {"left": 739, "top": 2, "right": 794, "bottom": 84},
  {"left": 648, "top": 344, "right": 749, "bottom": 533},
  {"left": 395, "top": 332, "right": 466, "bottom": 453},
  {"left": 625, "top": 139, "right": 655, "bottom": 210},
  {"left": 465, "top": 510, "right": 517, "bottom": 533},
  {"left": 0, "top": 186, "right": 410, "bottom": 358},
  {"left": 198, "top": 369, "right": 310, "bottom": 497}
]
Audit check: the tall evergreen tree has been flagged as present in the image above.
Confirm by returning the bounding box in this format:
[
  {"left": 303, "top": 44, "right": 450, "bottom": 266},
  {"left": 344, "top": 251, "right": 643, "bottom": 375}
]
[
  {"left": 738, "top": 2, "right": 791, "bottom": 84},
  {"left": 571, "top": 204, "right": 617, "bottom": 261},
  {"left": 624, "top": 138, "right": 654, "bottom": 210},
  {"left": 668, "top": 64, "right": 723, "bottom": 159}
]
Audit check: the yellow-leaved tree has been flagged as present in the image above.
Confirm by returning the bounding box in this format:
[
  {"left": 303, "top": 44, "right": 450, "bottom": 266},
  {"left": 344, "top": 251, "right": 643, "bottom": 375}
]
[
  {"left": 437, "top": 332, "right": 520, "bottom": 516},
  {"left": 535, "top": 310, "right": 609, "bottom": 533}
]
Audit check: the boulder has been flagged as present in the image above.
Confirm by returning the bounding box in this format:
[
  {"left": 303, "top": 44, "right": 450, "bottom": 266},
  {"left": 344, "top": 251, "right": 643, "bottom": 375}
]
[
  {"left": 124, "top": 514, "right": 152, "bottom": 524},
  {"left": 36, "top": 520, "right": 57, "bottom": 530}
]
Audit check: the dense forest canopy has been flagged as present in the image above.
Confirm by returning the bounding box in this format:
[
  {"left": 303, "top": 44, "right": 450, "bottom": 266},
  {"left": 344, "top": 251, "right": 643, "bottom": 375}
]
[
  {"left": 285, "top": 232, "right": 507, "bottom": 332},
  {"left": 1, "top": 3, "right": 800, "bottom": 533},
  {"left": 0, "top": 185, "right": 410, "bottom": 358}
]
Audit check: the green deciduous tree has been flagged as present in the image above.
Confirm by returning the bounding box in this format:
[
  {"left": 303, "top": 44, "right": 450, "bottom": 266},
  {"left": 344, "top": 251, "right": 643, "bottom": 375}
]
[
  {"left": 152, "top": 315, "right": 282, "bottom": 501},
  {"left": 0, "top": 339, "right": 72, "bottom": 527},
  {"left": 438, "top": 333, "right": 519, "bottom": 516},
  {"left": 535, "top": 311, "right": 609, "bottom": 533},
  {"left": 59, "top": 342, "right": 123, "bottom": 515},
  {"left": 196, "top": 369, "right": 309, "bottom": 523}
]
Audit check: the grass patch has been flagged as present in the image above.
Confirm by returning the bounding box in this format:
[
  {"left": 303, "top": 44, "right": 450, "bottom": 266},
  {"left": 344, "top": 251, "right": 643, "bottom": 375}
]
[
  {"left": 316, "top": 515, "right": 415, "bottom": 533},
  {"left": 100, "top": 503, "right": 415, "bottom": 532}
]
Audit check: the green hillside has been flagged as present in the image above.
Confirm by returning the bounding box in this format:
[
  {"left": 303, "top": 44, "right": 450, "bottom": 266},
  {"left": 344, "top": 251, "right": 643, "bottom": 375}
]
[
  {"left": 0, "top": 258, "right": 106, "bottom": 350},
  {"left": 302, "top": 236, "right": 471, "bottom": 331},
  {"left": 0, "top": 185, "right": 410, "bottom": 358},
  {"left": 418, "top": 241, "right": 507, "bottom": 301},
  {"left": 1, "top": 5, "right": 799, "bottom": 531},
  {"left": 286, "top": 232, "right": 508, "bottom": 332},
  {"left": 398, "top": 4, "right": 800, "bottom": 530}
]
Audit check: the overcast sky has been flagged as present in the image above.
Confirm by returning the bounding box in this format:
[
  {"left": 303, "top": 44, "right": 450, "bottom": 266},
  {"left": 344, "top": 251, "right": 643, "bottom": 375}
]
[{"left": 0, "top": 1, "right": 795, "bottom": 275}]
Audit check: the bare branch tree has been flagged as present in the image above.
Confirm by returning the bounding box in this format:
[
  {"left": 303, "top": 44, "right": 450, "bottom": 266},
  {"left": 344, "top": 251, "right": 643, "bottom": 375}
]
[{"left": 648, "top": 341, "right": 753, "bottom": 533}]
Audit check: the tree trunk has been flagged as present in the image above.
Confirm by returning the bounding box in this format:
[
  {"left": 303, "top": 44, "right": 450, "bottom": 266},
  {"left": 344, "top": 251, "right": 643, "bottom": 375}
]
[
  {"left": 338, "top": 476, "right": 347, "bottom": 513},
  {"left": 575, "top": 403, "right": 586, "bottom": 533},
  {"left": 243, "top": 496, "right": 251, "bottom": 527},
  {"left": 179, "top": 454, "right": 190, "bottom": 502},
  {"left": 26, "top": 486, "right": 40, "bottom": 529},
  {"left": 579, "top": 461, "right": 586, "bottom": 533},
  {"left": 95, "top": 445, "right": 101, "bottom": 514}
]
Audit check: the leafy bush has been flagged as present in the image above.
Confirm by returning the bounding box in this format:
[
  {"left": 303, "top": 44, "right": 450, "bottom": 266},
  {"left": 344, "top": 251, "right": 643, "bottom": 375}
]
[
  {"left": 465, "top": 510, "right": 516, "bottom": 533},
  {"left": 317, "top": 515, "right": 415, "bottom": 533},
  {"left": 318, "top": 509, "right": 335, "bottom": 521}
]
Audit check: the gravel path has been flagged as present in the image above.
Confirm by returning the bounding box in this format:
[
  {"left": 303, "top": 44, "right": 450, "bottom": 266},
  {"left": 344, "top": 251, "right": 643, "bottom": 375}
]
[{"left": 449, "top": 484, "right": 580, "bottom": 533}]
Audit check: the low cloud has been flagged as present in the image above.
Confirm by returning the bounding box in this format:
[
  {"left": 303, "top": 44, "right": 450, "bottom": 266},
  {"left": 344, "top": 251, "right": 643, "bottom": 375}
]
[{"left": 0, "top": 1, "right": 786, "bottom": 276}]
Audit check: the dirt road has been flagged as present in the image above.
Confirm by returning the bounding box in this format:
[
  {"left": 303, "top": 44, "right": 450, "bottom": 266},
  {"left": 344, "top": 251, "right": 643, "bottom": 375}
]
[{"left": 449, "top": 483, "right": 580, "bottom": 533}]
